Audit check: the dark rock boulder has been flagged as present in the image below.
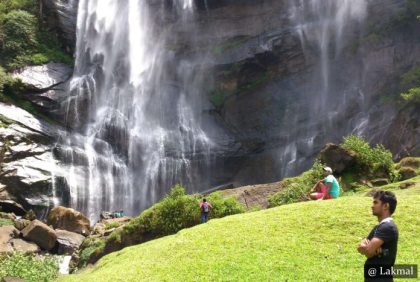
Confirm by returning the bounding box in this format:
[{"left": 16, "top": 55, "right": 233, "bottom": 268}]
[
  {"left": 0, "top": 200, "right": 26, "bottom": 216},
  {"left": 318, "top": 144, "right": 357, "bottom": 174},
  {"left": 56, "top": 229, "right": 85, "bottom": 255},
  {"left": 21, "top": 219, "right": 57, "bottom": 251},
  {"left": 399, "top": 167, "right": 417, "bottom": 180},
  {"left": 47, "top": 206, "right": 90, "bottom": 236}
]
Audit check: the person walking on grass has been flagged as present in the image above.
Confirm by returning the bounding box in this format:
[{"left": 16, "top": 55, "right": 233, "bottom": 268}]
[
  {"left": 309, "top": 166, "right": 340, "bottom": 200},
  {"left": 200, "top": 198, "right": 212, "bottom": 223},
  {"left": 357, "top": 190, "right": 398, "bottom": 282}
]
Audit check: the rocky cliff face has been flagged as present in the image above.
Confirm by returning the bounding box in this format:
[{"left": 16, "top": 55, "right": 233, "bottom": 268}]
[
  {"left": 162, "top": 0, "right": 420, "bottom": 185},
  {"left": 0, "top": 103, "right": 70, "bottom": 218},
  {"left": 2, "top": 0, "right": 418, "bottom": 218}
]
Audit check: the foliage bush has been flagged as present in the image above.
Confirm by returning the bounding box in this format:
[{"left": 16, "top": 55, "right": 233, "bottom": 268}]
[
  {"left": 0, "top": 218, "right": 13, "bottom": 226},
  {"left": 342, "top": 135, "right": 394, "bottom": 175},
  {"left": 401, "top": 87, "right": 420, "bottom": 104},
  {"left": 0, "top": 252, "right": 58, "bottom": 282},
  {"left": 269, "top": 160, "right": 324, "bottom": 207},
  {"left": 0, "top": 0, "right": 72, "bottom": 70},
  {"left": 78, "top": 238, "right": 105, "bottom": 269},
  {"left": 82, "top": 184, "right": 245, "bottom": 267}
]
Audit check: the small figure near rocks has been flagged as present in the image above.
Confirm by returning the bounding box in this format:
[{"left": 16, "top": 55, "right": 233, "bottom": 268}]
[{"left": 200, "top": 198, "right": 212, "bottom": 223}]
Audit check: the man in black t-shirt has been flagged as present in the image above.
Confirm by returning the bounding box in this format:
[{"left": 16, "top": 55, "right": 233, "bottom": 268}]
[{"left": 357, "top": 190, "right": 398, "bottom": 281}]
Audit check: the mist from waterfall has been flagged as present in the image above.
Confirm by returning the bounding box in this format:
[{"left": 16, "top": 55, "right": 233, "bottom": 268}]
[{"left": 56, "top": 0, "right": 216, "bottom": 221}]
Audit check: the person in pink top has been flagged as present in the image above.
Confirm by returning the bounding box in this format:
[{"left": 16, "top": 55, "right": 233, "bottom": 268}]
[{"left": 200, "top": 198, "right": 213, "bottom": 223}]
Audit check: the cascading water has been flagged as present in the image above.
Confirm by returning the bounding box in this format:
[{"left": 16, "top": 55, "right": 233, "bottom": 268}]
[
  {"left": 275, "top": 0, "right": 368, "bottom": 175},
  {"left": 289, "top": 0, "right": 367, "bottom": 103},
  {"left": 56, "top": 0, "right": 217, "bottom": 221}
]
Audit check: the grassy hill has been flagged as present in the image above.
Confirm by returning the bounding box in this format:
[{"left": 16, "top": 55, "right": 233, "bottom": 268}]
[{"left": 59, "top": 182, "right": 420, "bottom": 282}]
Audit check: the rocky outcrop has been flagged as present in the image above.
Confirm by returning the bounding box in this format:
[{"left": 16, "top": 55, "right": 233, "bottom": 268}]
[
  {"left": 21, "top": 219, "right": 57, "bottom": 251},
  {"left": 0, "top": 103, "right": 69, "bottom": 217},
  {"left": 0, "top": 200, "right": 26, "bottom": 216},
  {"left": 219, "top": 181, "right": 285, "bottom": 209},
  {"left": 318, "top": 144, "right": 357, "bottom": 174},
  {"left": 47, "top": 206, "right": 90, "bottom": 236},
  {"left": 12, "top": 62, "right": 73, "bottom": 119},
  {"left": 56, "top": 229, "right": 85, "bottom": 255}
]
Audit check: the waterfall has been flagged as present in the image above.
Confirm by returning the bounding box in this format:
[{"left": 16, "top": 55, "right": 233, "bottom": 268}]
[
  {"left": 272, "top": 0, "right": 368, "bottom": 176},
  {"left": 289, "top": 0, "right": 367, "bottom": 107},
  {"left": 57, "top": 0, "right": 216, "bottom": 221}
]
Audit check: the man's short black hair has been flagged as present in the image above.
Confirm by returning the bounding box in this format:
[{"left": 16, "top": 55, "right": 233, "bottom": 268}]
[
  {"left": 203, "top": 198, "right": 207, "bottom": 202},
  {"left": 373, "top": 190, "right": 397, "bottom": 215}
]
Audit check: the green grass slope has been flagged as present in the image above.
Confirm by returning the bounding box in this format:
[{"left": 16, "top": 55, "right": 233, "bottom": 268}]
[{"left": 60, "top": 186, "right": 420, "bottom": 282}]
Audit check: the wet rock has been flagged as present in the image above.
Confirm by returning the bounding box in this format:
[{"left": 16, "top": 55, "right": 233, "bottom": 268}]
[
  {"left": 12, "top": 63, "right": 72, "bottom": 117},
  {"left": 10, "top": 238, "right": 40, "bottom": 254},
  {"left": 0, "top": 103, "right": 69, "bottom": 216},
  {"left": 21, "top": 220, "right": 57, "bottom": 251},
  {"left": 0, "top": 200, "right": 26, "bottom": 216},
  {"left": 56, "top": 229, "right": 85, "bottom": 255},
  {"left": 47, "top": 206, "right": 90, "bottom": 236}
]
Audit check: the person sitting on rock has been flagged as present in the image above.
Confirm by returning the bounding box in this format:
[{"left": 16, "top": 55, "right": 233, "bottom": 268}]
[{"left": 309, "top": 166, "right": 340, "bottom": 200}]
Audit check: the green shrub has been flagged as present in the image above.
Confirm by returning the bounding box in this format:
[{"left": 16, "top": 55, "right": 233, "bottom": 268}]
[
  {"left": 0, "top": 218, "right": 13, "bottom": 226},
  {"left": 269, "top": 160, "right": 324, "bottom": 207},
  {"left": 78, "top": 238, "right": 105, "bottom": 269},
  {"left": 1, "top": 10, "right": 37, "bottom": 61},
  {"left": 206, "top": 191, "right": 245, "bottom": 218},
  {"left": 97, "top": 185, "right": 245, "bottom": 267},
  {"left": 104, "top": 221, "right": 123, "bottom": 230},
  {"left": 0, "top": 252, "right": 58, "bottom": 282},
  {"left": 342, "top": 135, "right": 394, "bottom": 175},
  {"left": 0, "top": 66, "right": 13, "bottom": 95},
  {"left": 0, "top": 0, "right": 37, "bottom": 14},
  {"left": 401, "top": 87, "right": 420, "bottom": 104},
  {"left": 0, "top": 2, "right": 73, "bottom": 70}
]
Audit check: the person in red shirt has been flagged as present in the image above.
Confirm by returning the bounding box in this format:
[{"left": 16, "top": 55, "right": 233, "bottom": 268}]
[{"left": 200, "top": 198, "right": 212, "bottom": 223}]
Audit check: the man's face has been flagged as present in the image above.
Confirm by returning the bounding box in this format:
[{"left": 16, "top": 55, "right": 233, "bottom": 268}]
[
  {"left": 323, "top": 170, "right": 329, "bottom": 177},
  {"left": 371, "top": 198, "right": 387, "bottom": 216}
]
